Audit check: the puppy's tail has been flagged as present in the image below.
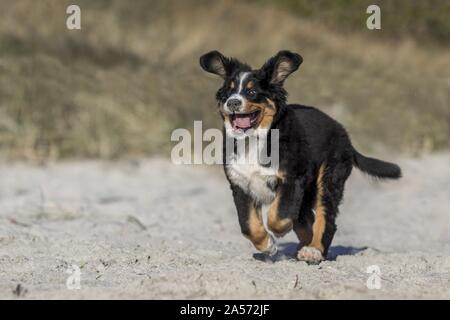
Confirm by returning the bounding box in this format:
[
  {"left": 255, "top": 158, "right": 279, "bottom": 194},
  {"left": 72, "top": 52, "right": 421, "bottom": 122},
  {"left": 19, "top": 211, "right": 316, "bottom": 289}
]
[{"left": 352, "top": 148, "right": 402, "bottom": 179}]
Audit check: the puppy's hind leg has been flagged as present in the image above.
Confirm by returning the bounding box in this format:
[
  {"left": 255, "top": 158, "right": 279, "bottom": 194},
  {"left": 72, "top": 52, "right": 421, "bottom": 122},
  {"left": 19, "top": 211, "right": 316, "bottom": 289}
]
[
  {"left": 296, "top": 164, "right": 337, "bottom": 264},
  {"left": 296, "top": 161, "right": 351, "bottom": 263}
]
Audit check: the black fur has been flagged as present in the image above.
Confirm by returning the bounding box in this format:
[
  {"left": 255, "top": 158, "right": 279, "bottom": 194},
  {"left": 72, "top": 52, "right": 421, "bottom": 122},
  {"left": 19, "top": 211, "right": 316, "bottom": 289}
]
[
  {"left": 199, "top": 50, "right": 402, "bottom": 261},
  {"left": 353, "top": 149, "right": 401, "bottom": 179}
]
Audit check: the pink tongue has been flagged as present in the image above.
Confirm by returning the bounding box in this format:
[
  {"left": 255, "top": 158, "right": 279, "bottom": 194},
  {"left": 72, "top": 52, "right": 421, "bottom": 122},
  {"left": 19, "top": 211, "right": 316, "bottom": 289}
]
[{"left": 233, "top": 116, "right": 251, "bottom": 129}]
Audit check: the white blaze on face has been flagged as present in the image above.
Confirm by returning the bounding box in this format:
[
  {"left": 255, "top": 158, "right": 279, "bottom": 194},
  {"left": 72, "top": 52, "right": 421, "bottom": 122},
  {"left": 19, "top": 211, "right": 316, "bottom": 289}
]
[{"left": 224, "top": 72, "right": 250, "bottom": 114}]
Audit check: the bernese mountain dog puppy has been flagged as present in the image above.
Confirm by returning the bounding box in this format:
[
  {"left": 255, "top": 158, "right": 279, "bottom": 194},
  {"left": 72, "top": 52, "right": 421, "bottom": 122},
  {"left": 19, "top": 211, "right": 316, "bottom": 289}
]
[{"left": 199, "top": 50, "right": 401, "bottom": 264}]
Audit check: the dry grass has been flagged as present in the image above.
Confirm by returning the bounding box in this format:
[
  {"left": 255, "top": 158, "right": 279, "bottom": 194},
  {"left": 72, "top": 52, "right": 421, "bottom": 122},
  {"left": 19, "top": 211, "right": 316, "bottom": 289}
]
[
  {"left": 257, "top": 0, "right": 450, "bottom": 45},
  {"left": 0, "top": 0, "right": 449, "bottom": 160}
]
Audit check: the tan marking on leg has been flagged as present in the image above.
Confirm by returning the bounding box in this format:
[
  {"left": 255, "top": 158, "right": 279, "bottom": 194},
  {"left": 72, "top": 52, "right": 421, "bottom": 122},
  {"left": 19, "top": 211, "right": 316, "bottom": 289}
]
[
  {"left": 267, "top": 193, "right": 293, "bottom": 237},
  {"left": 246, "top": 205, "right": 272, "bottom": 252},
  {"left": 309, "top": 163, "right": 326, "bottom": 253},
  {"left": 297, "top": 164, "right": 327, "bottom": 263}
]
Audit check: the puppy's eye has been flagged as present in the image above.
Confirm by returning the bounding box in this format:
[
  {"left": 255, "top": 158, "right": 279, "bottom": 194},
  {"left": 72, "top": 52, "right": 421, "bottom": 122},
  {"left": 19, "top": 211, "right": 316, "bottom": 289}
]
[{"left": 247, "top": 89, "right": 256, "bottom": 96}]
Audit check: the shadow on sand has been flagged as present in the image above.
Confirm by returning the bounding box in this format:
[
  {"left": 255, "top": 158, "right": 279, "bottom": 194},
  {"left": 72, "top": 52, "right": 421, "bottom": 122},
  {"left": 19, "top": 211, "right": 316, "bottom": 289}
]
[{"left": 253, "top": 242, "right": 368, "bottom": 263}]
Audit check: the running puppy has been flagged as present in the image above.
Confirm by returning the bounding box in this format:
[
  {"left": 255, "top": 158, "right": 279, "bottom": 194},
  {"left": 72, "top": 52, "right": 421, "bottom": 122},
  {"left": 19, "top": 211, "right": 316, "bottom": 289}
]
[{"left": 199, "top": 50, "right": 401, "bottom": 263}]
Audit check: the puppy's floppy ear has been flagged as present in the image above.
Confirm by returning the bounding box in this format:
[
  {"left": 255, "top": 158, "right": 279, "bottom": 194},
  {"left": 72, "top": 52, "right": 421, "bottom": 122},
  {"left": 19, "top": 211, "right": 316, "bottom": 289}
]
[
  {"left": 199, "top": 50, "right": 230, "bottom": 79},
  {"left": 260, "top": 50, "right": 303, "bottom": 85}
]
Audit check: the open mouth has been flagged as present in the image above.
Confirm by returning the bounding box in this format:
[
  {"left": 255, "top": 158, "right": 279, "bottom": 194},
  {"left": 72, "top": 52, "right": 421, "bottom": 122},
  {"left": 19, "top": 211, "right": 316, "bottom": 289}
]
[{"left": 230, "top": 110, "right": 261, "bottom": 132}]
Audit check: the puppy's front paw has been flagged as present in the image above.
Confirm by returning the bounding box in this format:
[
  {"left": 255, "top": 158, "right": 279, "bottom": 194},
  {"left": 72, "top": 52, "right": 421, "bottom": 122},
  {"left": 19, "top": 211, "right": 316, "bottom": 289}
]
[
  {"left": 261, "top": 235, "right": 278, "bottom": 256},
  {"left": 297, "top": 246, "right": 323, "bottom": 264}
]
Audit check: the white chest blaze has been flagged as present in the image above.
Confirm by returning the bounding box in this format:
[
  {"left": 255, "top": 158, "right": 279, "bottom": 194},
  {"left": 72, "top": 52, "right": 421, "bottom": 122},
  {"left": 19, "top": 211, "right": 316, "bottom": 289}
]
[{"left": 225, "top": 133, "right": 279, "bottom": 204}]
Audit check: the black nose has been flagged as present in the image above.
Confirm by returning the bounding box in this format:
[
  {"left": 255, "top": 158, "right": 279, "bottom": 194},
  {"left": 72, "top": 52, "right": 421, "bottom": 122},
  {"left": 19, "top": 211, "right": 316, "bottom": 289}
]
[{"left": 227, "top": 99, "right": 242, "bottom": 111}]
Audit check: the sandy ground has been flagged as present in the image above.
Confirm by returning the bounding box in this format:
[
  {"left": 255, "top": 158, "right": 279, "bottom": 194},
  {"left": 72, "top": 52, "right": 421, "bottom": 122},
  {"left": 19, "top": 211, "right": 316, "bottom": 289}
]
[{"left": 0, "top": 153, "right": 449, "bottom": 299}]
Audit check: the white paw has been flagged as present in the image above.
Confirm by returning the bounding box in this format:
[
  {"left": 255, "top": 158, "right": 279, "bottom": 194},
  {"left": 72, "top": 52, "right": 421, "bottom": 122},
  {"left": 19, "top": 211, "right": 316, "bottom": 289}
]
[
  {"left": 261, "top": 235, "right": 278, "bottom": 256},
  {"left": 297, "top": 246, "right": 323, "bottom": 264}
]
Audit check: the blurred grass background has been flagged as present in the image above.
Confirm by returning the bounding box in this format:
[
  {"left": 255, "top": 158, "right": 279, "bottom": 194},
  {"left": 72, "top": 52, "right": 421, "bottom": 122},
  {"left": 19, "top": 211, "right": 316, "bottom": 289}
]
[{"left": 0, "top": 0, "right": 449, "bottom": 160}]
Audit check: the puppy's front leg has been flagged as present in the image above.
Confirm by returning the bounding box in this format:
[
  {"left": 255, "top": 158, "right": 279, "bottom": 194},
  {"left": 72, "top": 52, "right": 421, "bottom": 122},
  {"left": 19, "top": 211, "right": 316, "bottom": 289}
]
[
  {"left": 267, "top": 178, "right": 304, "bottom": 238},
  {"left": 231, "top": 185, "right": 277, "bottom": 255}
]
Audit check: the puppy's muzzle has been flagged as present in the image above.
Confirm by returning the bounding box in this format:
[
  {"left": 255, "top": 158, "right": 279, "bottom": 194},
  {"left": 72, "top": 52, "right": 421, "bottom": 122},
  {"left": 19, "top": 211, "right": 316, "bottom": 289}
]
[{"left": 227, "top": 98, "right": 242, "bottom": 112}]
